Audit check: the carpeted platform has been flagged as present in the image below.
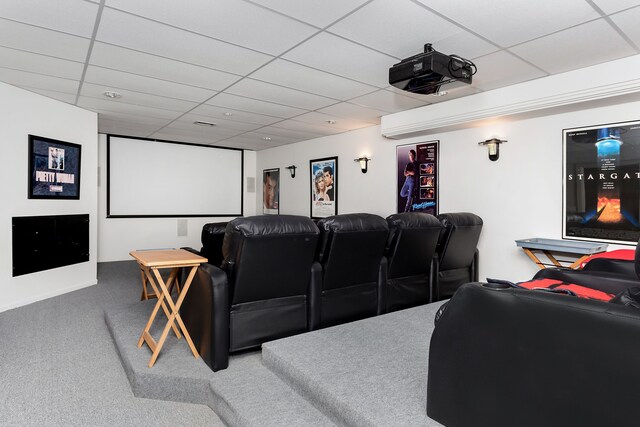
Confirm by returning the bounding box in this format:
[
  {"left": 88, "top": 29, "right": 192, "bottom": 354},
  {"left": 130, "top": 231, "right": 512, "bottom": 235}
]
[{"left": 105, "top": 298, "right": 445, "bottom": 426}]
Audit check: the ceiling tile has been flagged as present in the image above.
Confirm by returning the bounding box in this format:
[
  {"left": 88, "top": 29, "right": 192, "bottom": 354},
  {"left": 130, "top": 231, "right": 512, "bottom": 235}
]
[
  {"left": 96, "top": 7, "right": 273, "bottom": 75},
  {"left": 249, "top": 0, "right": 370, "bottom": 28},
  {"left": 510, "top": 19, "right": 636, "bottom": 74},
  {"left": 417, "top": 0, "right": 600, "bottom": 47},
  {"left": 89, "top": 42, "right": 241, "bottom": 91},
  {"left": 254, "top": 125, "right": 323, "bottom": 141},
  {"left": 329, "top": 0, "right": 464, "bottom": 58},
  {"left": 0, "top": 67, "right": 79, "bottom": 93},
  {"left": 0, "top": 46, "right": 83, "bottom": 80},
  {"left": 178, "top": 112, "right": 265, "bottom": 132},
  {"left": 81, "top": 82, "right": 199, "bottom": 112},
  {"left": 159, "top": 120, "right": 248, "bottom": 139},
  {"left": 236, "top": 130, "right": 301, "bottom": 145},
  {"left": 270, "top": 118, "right": 345, "bottom": 135},
  {"left": 469, "top": 50, "right": 547, "bottom": 91},
  {"left": 147, "top": 129, "right": 233, "bottom": 146},
  {"left": 317, "top": 102, "right": 387, "bottom": 123},
  {"left": 250, "top": 59, "right": 377, "bottom": 100},
  {"left": 592, "top": 0, "right": 640, "bottom": 14},
  {"left": 290, "top": 111, "right": 374, "bottom": 131},
  {"left": 77, "top": 96, "right": 184, "bottom": 120},
  {"left": 105, "top": 0, "right": 317, "bottom": 55},
  {"left": 206, "top": 93, "right": 308, "bottom": 118},
  {"left": 84, "top": 66, "right": 216, "bottom": 102},
  {"left": 227, "top": 78, "right": 337, "bottom": 110},
  {"left": 98, "top": 118, "right": 163, "bottom": 137},
  {"left": 19, "top": 87, "right": 78, "bottom": 104},
  {"left": 283, "top": 32, "right": 397, "bottom": 88},
  {"left": 190, "top": 103, "right": 282, "bottom": 126},
  {"left": 348, "top": 89, "right": 429, "bottom": 113},
  {"left": 0, "top": 18, "right": 90, "bottom": 62},
  {"left": 94, "top": 110, "right": 173, "bottom": 127},
  {"left": 0, "top": 0, "right": 99, "bottom": 37},
  {"left": 610, "top": 7, "right": 640, "bottom": 47}
]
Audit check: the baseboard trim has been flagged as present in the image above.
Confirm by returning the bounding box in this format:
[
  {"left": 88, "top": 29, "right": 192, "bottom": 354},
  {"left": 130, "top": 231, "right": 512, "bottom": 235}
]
[{"left": 0, "top": 280, "right": 98, "bottom": 313}]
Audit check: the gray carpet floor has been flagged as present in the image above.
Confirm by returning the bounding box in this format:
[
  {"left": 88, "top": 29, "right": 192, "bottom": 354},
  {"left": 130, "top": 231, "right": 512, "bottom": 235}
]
[{"left": 0, "top": 261, "right": 221, "bottom": 427}]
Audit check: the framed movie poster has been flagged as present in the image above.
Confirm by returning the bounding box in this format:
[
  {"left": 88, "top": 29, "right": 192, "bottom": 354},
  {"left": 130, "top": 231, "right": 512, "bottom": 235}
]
[
  {"left": 310, "top": 156, "right": 337, "bottom": 219},
  {"left": 396, "top": 141, "right": 438, "bottom": 214},
  {"left": 28, "top": 135, "right": 81, "bottom": 199},
  {"left": 262, "top": 168, "right": 280, "bottom": 215},
  {"left": 564, "top": 120, "right": 640, "bottom": 244}
]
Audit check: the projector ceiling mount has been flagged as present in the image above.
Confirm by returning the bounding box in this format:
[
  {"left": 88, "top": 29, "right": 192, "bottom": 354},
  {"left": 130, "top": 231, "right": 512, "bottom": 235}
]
[{"left": 389, "top": 43, "right": 477, "bottom": 95}]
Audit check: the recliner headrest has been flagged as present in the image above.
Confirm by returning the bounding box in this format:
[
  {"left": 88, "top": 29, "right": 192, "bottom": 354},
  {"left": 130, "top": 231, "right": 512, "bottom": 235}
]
[
  {"left": 228, "top": 215, "right": 319, "bottom": 237},
  {"left": 387, "top": 212, "right": 442, "bottom": 230},
  {"left": 201, "top": 222, "right": 228, "bottom": 246},
  {"left": 317, "top": 213, "right": 388, "bottom": 233},
  {"left": 437, "top": 212, "right": 483, "bottom": 228}
]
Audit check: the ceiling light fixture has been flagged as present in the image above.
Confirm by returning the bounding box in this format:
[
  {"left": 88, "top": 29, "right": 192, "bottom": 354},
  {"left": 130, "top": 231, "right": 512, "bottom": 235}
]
[
  {"left": 326, "top": 120, "right": 337, "bottom": 125},
  {"left": 263, "top": 137, "right": 272, "bottom": 141},
  {"left": 193, "top": 121, "right": 216, "bottom": 127},
  {"left": 103, "top": 90, "right": 122, "bottom": 99},
  {"left": 223, "top": 112, "right": 233, "bottom": 116}
]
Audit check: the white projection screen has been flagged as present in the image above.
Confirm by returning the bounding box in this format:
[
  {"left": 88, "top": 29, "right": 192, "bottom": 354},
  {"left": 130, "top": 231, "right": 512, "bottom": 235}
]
[{"left": 107, "top": 135, "right": 243, "bottom": 217}]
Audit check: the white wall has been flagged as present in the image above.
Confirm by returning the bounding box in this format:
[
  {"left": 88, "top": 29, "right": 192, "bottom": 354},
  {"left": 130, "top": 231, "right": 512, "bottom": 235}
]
[
  {"left": 97, "top": 134, "right": 256, "bottom": 262},
  {"left": 0, "top": 82, "right": 98, "bottom": 313},
  {"left": 257, "top": 100, "right": 640, "bottom": 283}
]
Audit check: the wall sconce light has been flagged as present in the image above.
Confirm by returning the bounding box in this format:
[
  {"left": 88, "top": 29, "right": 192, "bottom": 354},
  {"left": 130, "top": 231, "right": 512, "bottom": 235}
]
[
  {"left": 286, "top": 165, "right": 297, "bottom": 178},
  {"left": 354, "top": 156, "right": 371, "bottom": 173},
  {"left": 478, "top": 138, "right": 507, "bottom": 161}
]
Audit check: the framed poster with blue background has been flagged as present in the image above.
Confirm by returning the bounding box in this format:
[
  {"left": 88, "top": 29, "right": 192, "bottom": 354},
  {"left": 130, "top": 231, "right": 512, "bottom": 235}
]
[{"left": 28, "top": 134, "right": 81, "bottom": 200}]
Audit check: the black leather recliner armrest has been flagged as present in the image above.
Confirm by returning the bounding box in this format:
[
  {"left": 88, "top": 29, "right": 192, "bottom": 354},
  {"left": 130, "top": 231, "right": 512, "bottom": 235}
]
[
  {"left": 180, "top": 246, "right": 203, "bottom": 257},
  {"left": 427, "top": 282, "right": 640, "bottom": 427}
]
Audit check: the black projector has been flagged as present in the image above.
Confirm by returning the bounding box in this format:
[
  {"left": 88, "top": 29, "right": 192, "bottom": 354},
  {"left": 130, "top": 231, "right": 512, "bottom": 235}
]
[{"left": 389, "top": 44, "right": 474, "bottom": 95}]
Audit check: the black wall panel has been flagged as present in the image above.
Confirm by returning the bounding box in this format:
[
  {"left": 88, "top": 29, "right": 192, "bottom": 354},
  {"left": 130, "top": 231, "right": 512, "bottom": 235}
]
[{"left": 12, "top": 214, "right": 89, "bottom": 276}]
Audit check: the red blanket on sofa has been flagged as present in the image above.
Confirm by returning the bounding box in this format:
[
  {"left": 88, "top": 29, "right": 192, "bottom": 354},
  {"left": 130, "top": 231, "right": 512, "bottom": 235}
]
[{"left": 517, "top": 278, "right": 615, "bottom": 301}]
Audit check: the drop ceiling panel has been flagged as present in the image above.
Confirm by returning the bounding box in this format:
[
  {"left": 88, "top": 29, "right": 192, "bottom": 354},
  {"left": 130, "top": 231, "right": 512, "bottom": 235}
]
[
  {"left": 470, "top": 50, "right": 547, "bottom": 91},
  {"left": 592, "top": 0, "right": 640, "bottom": 14},
  {"left": 255, "top": 125, "right": 324, "bottom": 140},
  {"left": 226, "top": 78, "right": 338, "bottom": 110},
  {"left": 0, "top": 46, "right": 84, "bottom": 80},
  {"left": 190, "top": 103, "right": 282, "bottom": 126},
  {"left": 98, "top": 119, "right": 163, "bottom": 137},
  {"left": 206, "top": 93, "right": 308, "bottom": 118},
  {"left": 328, "top": 0, "right": 463, "bottom": 58},
  {"left": 317, "top": 102, "right": 387, "bottom": 124},
  {"left": 81, "top": 82, "right": 199, "bottom": 112},
  {"left": 249, "top": 0, "right": 370, "bottom": 28},
  {"left": 94, "top": 110, "right": 173, "bottom": 127},
  {"left": 249, "top": 59, "right": 377, "bottom": 100},
  {"left": 291, "top": 111, "right": 374, "bottom": 131},
  {"left": 418, "top": 0, "right": 600, "bottom": 47},
  {"left": 0, "top": 0, "right": 99, "bottom": 37},
  {"left": 158, "top": 121, "right": 247, "bottom": 139},
  {"left": 348, "top": 89, "right": 429, "bottom": 113},
  {"left": 183, "top": 112, "right": 265, "bottom": 132},
  {"left": 20, "top": 87, "right": 78, "bottom": 104},
  {"left": 610, "top": 7, "right": 640, "bottom": 47},
  {"left": 283, "top": 32, "right": 397, "bottom": 87},
  {"left": 77, "top": 96, "right": 184, "bottom": 120},
  {"left": 147, "top": 129, "right": 231, "bottom": 146},
  {"left": 271, "top": 118, "right": 346, "bottom": 135},
  {"left": 106, "top": 0, "right": 317, "bottom": 55},
  {"left": 0, "top": 18, "right": 90, "bottom": 62},
  {"left": 510, "top": 19, "right": 636, "bottom": 74},
  {"left": 0, "top": 68, "right": 79, "bottom": 93},
  {"left": 89, "top": 42, "right": 241, "bottom": 91},
  {"left": 96, "top": 7, "right": 273, "bottom": 74},
  {"left": 84, "top": 66, "right": 216, "bottom": 102}
]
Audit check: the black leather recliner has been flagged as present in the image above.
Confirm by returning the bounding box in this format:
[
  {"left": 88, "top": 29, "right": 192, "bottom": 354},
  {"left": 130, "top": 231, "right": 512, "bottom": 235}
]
[
  {"left": 384, "top": 212, "right": 442, "bottom": 312},
  {"left": 199, "top": 222, "right": 228, "bottom": 267},
  {"left": 311, "top": 213, "right": 389, "bottom": 329},
  {"left": 434, "top": 212, "right": 483, "bottom": 300},
  {"left": 531, "top": 240, "right": 640, "bottom": 295},
  {"left": 180, "top": 215, "right": 320, "bottom": 371},
  {"left": 427, "top": 282, "right": 640, "bottom": 427}
]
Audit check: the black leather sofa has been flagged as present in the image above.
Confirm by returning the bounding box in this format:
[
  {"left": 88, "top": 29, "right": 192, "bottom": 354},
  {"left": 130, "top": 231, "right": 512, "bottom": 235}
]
[
  {"left": 384, "top": 212, "right": 442, "bottom": 311},
  {"left": 433, "top": 212, "right": 483, "bottom": 300},
  {"left": 199, "top": 222, "right": 227, "bottom": 267},
  {"left": 427, "top": 281, "right": 640, "bottom": 427},
  {"left": 180, "top": 215, "right": 320, "bottom": 371}
]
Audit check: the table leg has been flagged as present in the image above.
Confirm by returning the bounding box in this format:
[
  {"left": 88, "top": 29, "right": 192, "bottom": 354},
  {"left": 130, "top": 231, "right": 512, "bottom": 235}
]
[
  {"left": 542, "top": 250, "right": 563, "bottom": 267},
  {"left": 137, "top": 269, "right": 181, "bottom": 350},
  {"left": 522, "top": 248, "right": 546, "bottom": 269},
  {"left": 147, "top": 266, "right": 199, "bottom": 367},
  {"left": 568, "top": 255, "right": 590, "bottom": 269}
]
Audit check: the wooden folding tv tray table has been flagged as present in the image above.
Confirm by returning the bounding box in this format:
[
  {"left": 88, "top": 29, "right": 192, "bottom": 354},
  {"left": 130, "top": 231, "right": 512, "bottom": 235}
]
[
  {"left": 129, "top": 249, "right": 207, "bottom": 368},
  {"left": 515, "top": 238, "right": 608, "bottom": 270}
]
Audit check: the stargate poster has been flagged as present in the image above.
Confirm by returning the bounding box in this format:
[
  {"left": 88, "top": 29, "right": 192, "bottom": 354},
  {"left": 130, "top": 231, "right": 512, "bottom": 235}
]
[{"left": 564, "top": 120, "right": 640, "bottom": 244}]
